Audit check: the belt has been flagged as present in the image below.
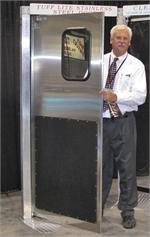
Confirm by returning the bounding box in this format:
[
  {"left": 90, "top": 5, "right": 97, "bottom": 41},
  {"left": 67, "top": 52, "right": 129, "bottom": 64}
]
[{"left": 103, "top": 112, "right": 129, "bottom": 121}]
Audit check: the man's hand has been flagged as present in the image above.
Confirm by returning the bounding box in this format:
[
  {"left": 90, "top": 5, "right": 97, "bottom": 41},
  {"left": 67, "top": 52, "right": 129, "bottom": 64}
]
[{"left": 99, "top": 89, "right": 117, "bottom": 103}]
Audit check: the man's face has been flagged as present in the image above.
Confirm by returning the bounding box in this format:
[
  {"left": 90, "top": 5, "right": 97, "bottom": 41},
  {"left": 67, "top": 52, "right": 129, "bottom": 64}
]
[{"left": 110, "top": 29, "right": 131, "bottom": 56}]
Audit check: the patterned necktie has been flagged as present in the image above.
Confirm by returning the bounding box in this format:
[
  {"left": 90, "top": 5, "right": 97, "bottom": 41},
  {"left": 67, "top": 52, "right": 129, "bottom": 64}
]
[{"left": 103, "top": 57, "right": 118, "bottom": 112}]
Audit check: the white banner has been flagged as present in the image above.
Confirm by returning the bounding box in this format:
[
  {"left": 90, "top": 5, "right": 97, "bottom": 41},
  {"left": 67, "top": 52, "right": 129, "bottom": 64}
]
[
  {"left": 30, "top": 3, "right": 117, "bottom": 17},
  {"left": 123, "top": 4, "right": 150, "bottom": 16}
]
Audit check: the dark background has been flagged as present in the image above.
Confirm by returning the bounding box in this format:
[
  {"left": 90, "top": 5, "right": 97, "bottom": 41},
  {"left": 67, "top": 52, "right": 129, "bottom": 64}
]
[{"left": 1, "top": 0, "right": 149, "bottom": 192}]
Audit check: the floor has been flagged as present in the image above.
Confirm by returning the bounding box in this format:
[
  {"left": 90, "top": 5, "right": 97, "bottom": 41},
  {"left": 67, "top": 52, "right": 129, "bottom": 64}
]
[{"left": 0, "top": 177, "right": 150, "bottom": 237}]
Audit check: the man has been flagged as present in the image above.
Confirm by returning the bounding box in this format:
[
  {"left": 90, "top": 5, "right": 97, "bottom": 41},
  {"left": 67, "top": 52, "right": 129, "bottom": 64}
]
[{"left": 100, "top": 24, "right": 147, "bottom": 229}]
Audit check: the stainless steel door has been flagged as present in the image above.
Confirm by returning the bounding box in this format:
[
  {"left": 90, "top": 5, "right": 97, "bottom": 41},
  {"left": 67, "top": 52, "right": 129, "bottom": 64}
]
[{"left": 21, "top": 12, "right": 104, "bottom": 232}]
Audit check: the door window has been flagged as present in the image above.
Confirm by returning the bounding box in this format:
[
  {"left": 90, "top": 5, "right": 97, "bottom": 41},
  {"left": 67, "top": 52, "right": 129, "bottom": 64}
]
[{"left": 62, "top": 28, "right": 91, "bottom": 81}]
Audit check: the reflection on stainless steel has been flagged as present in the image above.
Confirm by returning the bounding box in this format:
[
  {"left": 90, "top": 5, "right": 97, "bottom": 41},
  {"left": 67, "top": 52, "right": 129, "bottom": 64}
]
[
  {"left": 41, "top": 95, "right": 100, "bottom": 121},
  {"left": 32, "top": 55, "right": 101, "bottom": 65},
  {"left": 32, "top": 55, "right": 61, "bottom": 60}
]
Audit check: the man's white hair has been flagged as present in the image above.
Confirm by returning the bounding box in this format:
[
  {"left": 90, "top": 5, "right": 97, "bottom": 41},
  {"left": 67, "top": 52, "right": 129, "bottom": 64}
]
[{"left": 110, "top": 24, "right": 132, "bottom": 40}]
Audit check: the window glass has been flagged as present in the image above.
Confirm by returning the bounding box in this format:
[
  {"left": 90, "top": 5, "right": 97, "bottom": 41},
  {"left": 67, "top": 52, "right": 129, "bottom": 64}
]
[{"left": 62, "top": 28, "right": 91, "bottom": 81}]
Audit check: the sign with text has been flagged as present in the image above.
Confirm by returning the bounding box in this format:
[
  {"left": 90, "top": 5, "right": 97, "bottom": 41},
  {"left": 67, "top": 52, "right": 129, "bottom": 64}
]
[
  {"left": 30, "top": 3, "right": 117, "bottom": 17},
  {"left": 123, "top": 4, "right": 150, "bottom": 16}
]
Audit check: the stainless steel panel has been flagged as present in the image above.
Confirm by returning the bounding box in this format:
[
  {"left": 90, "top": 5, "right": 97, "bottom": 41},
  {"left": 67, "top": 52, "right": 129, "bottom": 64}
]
[
  {"left": 31, "top": 13, "right": 103, "bottom": 121},
  {"left": 20, "top": 7, "right": 32, "bottom": 220}
]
